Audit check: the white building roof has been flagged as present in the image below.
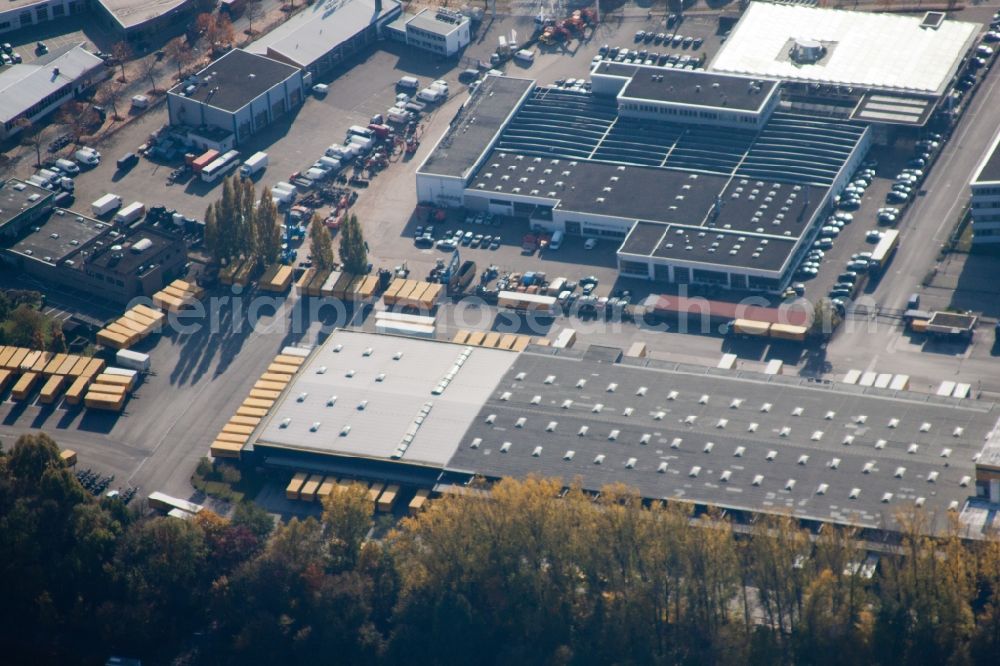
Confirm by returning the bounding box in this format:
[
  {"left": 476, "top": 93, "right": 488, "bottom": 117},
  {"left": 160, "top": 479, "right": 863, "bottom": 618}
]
[
  {"left": 246, "top": 0, "right": 400, "bottom": 68},
  {"left": 709, "top": 3, "right": 979, "bottom": 95},
  {"left": 253, "top": 330, "right": 519, "bottom": 467},
  {"left": 0, "top": 44, "right": 103, "bottom": 124}
]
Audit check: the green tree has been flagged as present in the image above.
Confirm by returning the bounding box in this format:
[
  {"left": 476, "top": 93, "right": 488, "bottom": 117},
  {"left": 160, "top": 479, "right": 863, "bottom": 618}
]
[
  {"left": 310, "top": 215, "right": 336, "bottom": 271},
  {"left": 255, "top": 188, "right": 282, "bottom": 264},
  {"left": 204, "top": 202, "right": 219, "bottom": 260},
  {"left": 338, "top": 213, "right": 368, "bottom": 274},
  {"left": 8, "top": 303, "right": 45, "bottom": 347},
  {"left": 321, "top": 482, "right": 372, "bottom": 571}
]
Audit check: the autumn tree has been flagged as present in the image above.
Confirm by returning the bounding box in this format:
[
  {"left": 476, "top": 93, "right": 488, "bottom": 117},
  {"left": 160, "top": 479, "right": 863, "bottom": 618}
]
[
  {"left": 310, "top": 215, "right": 336, "bottom": 271},
  {"left": 111, "top": 40, "right": 131, "bottom": 81},
  {"left": 163, "top": 36, "right": 194, "bottom": 78},
  {"left": 337, "top": 213, "right": 367, "bottom": 274},
  {"left": 48, "top": 321, "right": 67, "bottom": 353},
  {"left": 57, "top": 100, "right": 99, "bottom": 141},
  {"left": 15, "top": 118, "right": 44, "bottom": 167},
  {"left": 96, "top": 79, "right": 125, "bottom": 121},
  {"left": 254, "top": 188, "right": 282, "bottom": 264}
]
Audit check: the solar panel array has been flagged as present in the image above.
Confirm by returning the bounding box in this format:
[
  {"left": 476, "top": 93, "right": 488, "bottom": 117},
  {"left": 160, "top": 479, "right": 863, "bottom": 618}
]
[{"left": 489, "top": 87, "right": 866, "bottom": 187}]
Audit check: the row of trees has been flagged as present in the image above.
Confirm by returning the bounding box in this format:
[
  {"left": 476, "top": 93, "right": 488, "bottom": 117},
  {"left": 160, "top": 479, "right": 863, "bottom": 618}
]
[
  {"left": 0, "top": 293, "right": 65, "bottom": 351},
  {"left": 204, "top": 175, "right": 282, "bottom": 267},
  {"left": 6, "top": 433, "right": 1000, "bottom": 665}
]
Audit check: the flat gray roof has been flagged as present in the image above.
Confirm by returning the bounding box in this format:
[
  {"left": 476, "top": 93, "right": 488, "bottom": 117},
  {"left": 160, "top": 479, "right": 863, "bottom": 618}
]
[
  {"left": 972, "top": 129, "right": 1000, "bottom": 185},
  {"left": 246, "top": 0, "right": 400, "bottom": 68},
  {"left": 597, "top": 63, "right": 777, "bottom": 112},
  {"left": 8, "top": 209, "right": 108, "bottom": 264},
  {"left": 418, "top": 75, "right": 534, "bottom": 179},
  {"left": 252, "top": 330, "right": 519, "bottom": 468},
  {"left": 0, "top": 179, "right": 53, "bottom": 230},
  {"left": 168, "top": 49, "right": 300, "bottom": 113},
  {"left": 448, "top": 349, "right": 1000, "bottom": 533},
  {"left": 406, "top": 8, "right": 466, "bottom": 35},
  {"left": 98, "top": 0, "right": 191, "bottom": 29}
]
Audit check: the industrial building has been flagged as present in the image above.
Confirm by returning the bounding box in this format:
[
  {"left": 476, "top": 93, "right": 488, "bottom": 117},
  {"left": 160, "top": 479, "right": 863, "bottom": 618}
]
[
  {"left": 709, "top": 2, "right": 979, "bottom": 128},
  {"left": 2, "top": 209, "right": 187, "bottom": 305},
  {"left": 968, "top": 129, "right": 1000, "bottom": 246},
  {"left": 0, "top": 0, "right": 194, "bottom": 43},
  {"left": 240, "top": 330, "right": 1000, "bottom": 535},
  {"left": 385, "top": 7, "right": 471, "bottom": 56},
  {"left": 417, "top": 71, "right": 869, "bottom": 293},
  {"left": 246, "top": 0, "right": 401, "bottom": 76},
  {"left": 0, "top": 179, "right": 55, "bottom": 239},
  {"left": 0, "top": 43, "right": 106, "bottom": 140},
  {"left": 167, "top": 49, "right": 305, "bottom": 148}
]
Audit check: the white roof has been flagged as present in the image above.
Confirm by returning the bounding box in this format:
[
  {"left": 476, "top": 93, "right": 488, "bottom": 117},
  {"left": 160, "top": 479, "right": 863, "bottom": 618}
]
[
  {"left": 709, "top": 3, "right": 978, "bottom": 95},
  {"left": 254, "top": 330, "right": 518, "bottom": 467},
  {"left": 0, "top": 44, "right": 103, "bottom": 123},
  {"left": 247, "top": 0, "right": 400, "bottom": 68}
]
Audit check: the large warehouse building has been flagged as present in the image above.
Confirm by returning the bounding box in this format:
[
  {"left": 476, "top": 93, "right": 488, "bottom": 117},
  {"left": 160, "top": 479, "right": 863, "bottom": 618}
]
[
  {"left": 417, "top": 71, "right": 869, "bottom": 293},
  {"left": 240, "top": 330, "right": 1000, "bottom": 535},
  {"left": 167, "top": 49, "right": 305, "bottom": 148},
  {"left": 709, "top": 2, "right": 979, "bottom": 127},
  {"left": 968, "top": 129, "right": 1000, "bottom": 246},
  {"left": 246, "top": 0, "right": 401, "bottom": 76}
]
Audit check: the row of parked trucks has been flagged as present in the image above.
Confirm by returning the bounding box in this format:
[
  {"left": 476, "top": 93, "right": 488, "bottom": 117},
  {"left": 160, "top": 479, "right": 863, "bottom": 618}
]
[{"left": 285, "top": 473, "right": 430, "bottom": 515}]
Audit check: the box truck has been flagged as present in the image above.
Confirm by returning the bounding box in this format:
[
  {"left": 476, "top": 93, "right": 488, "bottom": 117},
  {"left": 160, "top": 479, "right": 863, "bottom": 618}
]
[
  {"left": 92, "top": 193, "right": 123, "bottom": 216},
  {"left": 397, "top": 76, "right": 419, "bottom": 90},
  {"left": 114, "top": 201, "right": 145, "bottom": 225},
  {"left": 239, "top": 151, "right": 268, "bottom": 178},
  {"left": 115, "top": 349, "right": 150, "bottom": 372}
]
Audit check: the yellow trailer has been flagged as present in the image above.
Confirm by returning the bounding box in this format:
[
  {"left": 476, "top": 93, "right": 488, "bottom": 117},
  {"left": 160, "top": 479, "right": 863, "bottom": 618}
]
[
  {"left": 94, "top": 373, "right": 134, "bottom": 389},
  {"left": 254, "top": 380, "right": 287, "bottom": 392},
  {"left": 237, "top": 405, "right": 269, "bottom": 418},
  {"left": 96, "top": 329, "right": 131, "bottom": 349},
  {"left": 498, "top": 334, "right": 517, "bottom": 350},
  {"left": 68, "top": 357, "right": 92, "bottom": 377},
  {"left": 769, "top": 324, "right": 808, "bottom": 342},
  {"left": 273, "top": 354, "right": 305, "bottom": 367},
  {"left": 84, "top": 393, "right": 125, "bottom": 411},
  {"left": 242, "top": 398, "right": 274, "bottom": 410},
  {"left": 300, "top": 474, "right": 323, "bottom": 502},
  {"left": 215, "top": 432, "right": 248, "bottom": 445},
  {"left": 222, "top": 423, "right": 255, "bottom": 436},
  {"left": 367, "top": 482, "right": 385, "bottom": 504},
  {"left": 452, "top": 330, "right": 470, "bottom": 344},
  {"left": 60, "top": 449, "right": 77, "bottom": 466},
  {"left": 0, "top": 346, "right": 16, "bottom": 367},
  {"left": 32, "top": 352, "right": 55, "bottom": 373},
  {"left": 229, "top": 415, "right": 261, "bottom": 427},
  {"left": 20, "top": 350, "right": 41, "bottom": 370},
  {"left": 12, "top": 371, "right": 39, "bottom": 400},
  {"left": 258, "top": 373, "right": 291, "bottom": 384},
  {"left": 0, "top": 368, "right": 12, "bottom": 393},
  {"left": 210, "top": 441, "right": 243, "bottom": 459},
  {"left": 285, "top": 472, "right": 309, "bottom": 500},
  {"left": 81, "top": 358, "right": 106, "bottom": 377},
  {"left": 317, "top": 477, "right": 337, "bottom": 502},
  {"left": 377, "top": 485, "right": 400, "bottom": 512},
  {"left": 732, "top": 319, "right": 771, "bottom": 337},
  {"left": 266, "top": 363, "right": 299, "bottom": 375},
  {"left": 408, "top": 488, "right": 430, "bottom": 515},
  {"left": 295, "top": 267, "right": 315, "bottom": 293},
  {"left": 64, "top": 376, "right": 91, "bottom": 405},
  {"left": 249, "top": 388, "right": 282, "bottom": 400},
  {"left": 482, "top": 332, "right": 501, "bottom": 348},
  {"left": 56, "top": 355, "right": 78, "bottom": 376},
  {"left": 466, "top": 331, "right": 486, "bottom": 346},
  {"left": 39, "top": 374, "right": 64, "bottom": 404},
  {"left": 133, "top": 304, "right": 165, "bottom": 321},
  {"left": 6, "top": 348, "right": 30, "bottom": 369}
]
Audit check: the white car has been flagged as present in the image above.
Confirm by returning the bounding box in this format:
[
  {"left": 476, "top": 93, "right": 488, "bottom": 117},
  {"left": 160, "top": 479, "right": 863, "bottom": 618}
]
[
  {"left": 74, "top": 147, "right": 100, "bottom": 166},
  {"left": 312, "top": 83, "right": 329, "bottom": 95},
  {"left": 584, "top": 238, "right": 597, "bottom": 250}
]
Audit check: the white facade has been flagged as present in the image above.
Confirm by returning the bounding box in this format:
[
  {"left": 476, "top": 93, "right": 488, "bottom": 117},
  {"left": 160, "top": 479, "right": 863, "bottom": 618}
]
[
  {"left": 0, "top": 0, "right": 86, "bottom": 35},
  {"left": 403, "top": 8, "right": 470, "bottom": 56},
  {"left": 969, "top": 131, "right": 1000, "bottom": 245}
]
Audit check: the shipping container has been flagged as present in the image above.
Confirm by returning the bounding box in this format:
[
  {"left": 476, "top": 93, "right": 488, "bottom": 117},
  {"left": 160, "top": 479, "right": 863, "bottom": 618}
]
[
  {"left": 39, "top": 374, "right": 64, "bottom": 404},
  {"left": 190, "top": 149, "right": 220, "bottom": 173},
  {"left": 113, "top": 201, "right": 145, "bottom": 225},
  {"left": 12, "top": 371, "right": 39, "bottom": 400},
  {"left": 626, "top": 342, "right": 648, "bottom": 358},
  {"left": 552, "top": 328, "right": 576, "bottom": 349},
  {"left": 375, "top": 310, "right": 436, "bottom": 327},
  {"left": 377, "top": 485, "right": 400, "bottom": 512},
  {"left": 149, "top": 491, "right": 204, "bottom": 514},
  {"left": 91, "top": 193, "right": 123, "bottom": 216},
  {"left": 116, "top": 349, "right": 151, "bottom": 372},
  {"left": 498, "top": 290, "right": 556, "bottom": 315},
  {"left": 408, "top": 488, "right": 430, "bottom": 515},
  {"left": 300, "top": 475, "right": 323, "bottom": 502},
  {"left": 375, "top": 321, "right": 436, "bottom": 338},
  {"left": 64, "top": 376, "right": 90, "bottom": 405}
]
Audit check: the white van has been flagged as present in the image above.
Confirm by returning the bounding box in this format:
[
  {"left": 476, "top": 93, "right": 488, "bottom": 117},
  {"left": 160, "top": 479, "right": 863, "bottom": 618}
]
[
  {"left": 416, "top": 87, "right": 444, "bottom": 103},
  {"left": 514, "top": 49, "right": 535, "bottom": 64},
  {"left": 347, "top": 125, "right": 374, "bottom": 140},
  {"left": 75, "top": 147, "right": 100, "bottom": 166},
  {"left": 549, "top": 229, "right": 565, "bottom": 250},
  {"left": 397, "top": 76, "right": 419, "bottom": 90},
  {"left": 131, "top": 94, "right": 150, "bottom": 109},
  {"left": 54, "top": 158, "right": 79, "bottom": 175}
]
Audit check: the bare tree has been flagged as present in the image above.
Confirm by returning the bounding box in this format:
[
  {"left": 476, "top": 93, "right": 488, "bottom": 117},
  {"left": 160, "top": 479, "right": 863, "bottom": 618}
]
[
  {"left": 214, "top": 14, "right": 236, "bottom": 47},
  {"left": 139, "top": 56, "right": 161, "bottom": 94},
  {"left": 96, "top": 79, "right": 125, "bottom": 121},
  {"left": 57, "top": 101, "right": 99, "bottom": 141},
  {"left": 163, "top": 36, "right": 194, "bottom": 78},
  {"left": 112, "top": 40, "right": 132, "bottom": 82},
  {"left": 15, "top": 118, "right": 44, "bottom": 167},
  {"left": 245, "top": 0, "right": 263, "bottom": 37}
]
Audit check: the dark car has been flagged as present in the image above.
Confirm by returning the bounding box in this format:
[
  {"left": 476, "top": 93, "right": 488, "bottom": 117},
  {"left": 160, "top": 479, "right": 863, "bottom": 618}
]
[
  {"left": 35, "top": 42, "right": 48, "bottom": 54},
  {"left": 116, "top": 152, "right": 139, "bottom": 171}
]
